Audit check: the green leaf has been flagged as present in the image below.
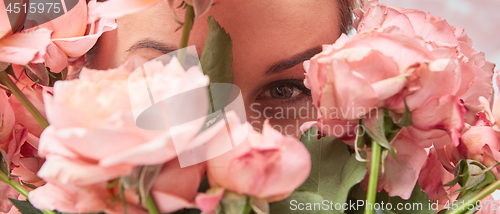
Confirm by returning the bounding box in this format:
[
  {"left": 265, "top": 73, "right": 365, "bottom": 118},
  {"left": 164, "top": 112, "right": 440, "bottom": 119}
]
[
  {"left": 270, "top": 191, "right": 334, "bottom": 214},
  {"left": 293, "top": 127, "right": 367, "bottom": 213},
  {"left": 361, "top": 110, "right": 393, "bottom": 153},
  {"left": 198, "top": 15, "right": 234, "bottom": 133},
  {"left": 200, "top": 15, "right": 233, "bottom": 85},
  {"left": 8, "top": 198, "right": 44, "bottom": 214}
]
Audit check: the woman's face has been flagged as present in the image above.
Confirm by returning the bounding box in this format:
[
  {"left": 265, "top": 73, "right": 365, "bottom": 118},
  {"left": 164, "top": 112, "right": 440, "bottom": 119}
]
[{"left": 92, "top": 0, "right": 342, "bottom": 137}]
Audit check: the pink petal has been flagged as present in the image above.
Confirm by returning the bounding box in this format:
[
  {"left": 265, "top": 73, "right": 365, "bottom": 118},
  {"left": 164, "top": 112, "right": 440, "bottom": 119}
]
[
  {"left": 8, "top": 84, "right": 46, "bottom": 137},
  {"left": 27, "top": 0, "right": 87, "bottom": 39},
  {"left": 29, "top": 182, "right": 110, "bottom": 213},
  {"left": 403, "top": 60, "right": 461, "bottom": 111},
  {"left": 381, "top": 134, "right": 427, "bottom": 199},
  {"left": 418, "top": 148, "right": 456, "bottom": 201},
  {"left": 0, "top": 180, "right": 19, "bottom": 213},
  {"left": 52, "top": 18, "right": 117, "bottom": 58},
  {"left": 0, "top": 90, "right": 14, "bottom": 142},
  {"left": 37, "top": 155, "right": 133, "bottom": 185},
  {"left": 411, "top": 95, "right": 466, "bottom": 146},
  {"left": 151, "top": 159, "right": 204, "bottom": 213},
  {"left": 44, "top": 43, "right": 68, "bottom": 73},
  {"left": 461, "top": 126, "right": 500, "bottom": 159},
  {"left": 195, "top": 188, "right": 224, "bottom": 213},
  {"left": 320, "top": 59, "right": 378, "bottom": 120},
  {"left": 190, "top": 0, "right": 213, "bottom": 17},
  {"left": 0, "top": 29, "right": 52, "bottom": 65}
]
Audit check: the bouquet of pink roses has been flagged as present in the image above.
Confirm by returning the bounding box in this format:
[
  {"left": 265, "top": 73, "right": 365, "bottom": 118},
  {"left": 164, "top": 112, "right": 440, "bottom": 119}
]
[{"left": 0, "top": 0, "right": 499, "bottom": 214}]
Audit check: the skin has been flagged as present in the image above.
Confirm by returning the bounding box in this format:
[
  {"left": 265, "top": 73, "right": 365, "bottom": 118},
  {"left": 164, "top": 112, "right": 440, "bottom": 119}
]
[{"left": 91, "top": 0, "right": 342, "bottom": 137}]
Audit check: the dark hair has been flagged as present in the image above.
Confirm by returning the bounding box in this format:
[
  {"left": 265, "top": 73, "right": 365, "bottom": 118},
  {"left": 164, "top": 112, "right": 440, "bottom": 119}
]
[{"left": 339, "top": 0, "right": 361, "bottom": 34}]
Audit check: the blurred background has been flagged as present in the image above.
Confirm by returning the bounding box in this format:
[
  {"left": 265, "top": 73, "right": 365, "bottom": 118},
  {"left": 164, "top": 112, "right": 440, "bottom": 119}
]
[{"left": 380, "top": 0, "right": 500, "bottom": 73}]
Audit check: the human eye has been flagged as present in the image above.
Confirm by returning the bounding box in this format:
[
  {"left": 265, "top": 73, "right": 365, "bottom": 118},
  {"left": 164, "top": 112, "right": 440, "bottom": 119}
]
[{"left": 255, "top": 79, "right": 311, "bottom": 105}]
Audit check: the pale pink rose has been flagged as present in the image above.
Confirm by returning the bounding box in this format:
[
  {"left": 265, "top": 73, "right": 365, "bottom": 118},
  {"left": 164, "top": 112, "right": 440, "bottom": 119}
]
[
  {"left": 151, "top": 159, "right": 206, "bottom": 213},
  {"left": 38, "top": 57, "right": 209, "bottom": 185},
  {"left": 354, "top": 0, "right": 495, "bottom": 125},
  {"left": 199, "top": 120, "right": 311, "bottom": 212}
]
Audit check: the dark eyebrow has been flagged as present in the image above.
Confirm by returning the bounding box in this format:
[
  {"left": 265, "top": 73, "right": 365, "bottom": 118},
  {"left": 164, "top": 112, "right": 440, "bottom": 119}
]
[
  {"left": 127, "top": 39, "right": 178, "bottom": 54},
  {"left": 264, "top": 46, "right": 323, "bottom": 76}
]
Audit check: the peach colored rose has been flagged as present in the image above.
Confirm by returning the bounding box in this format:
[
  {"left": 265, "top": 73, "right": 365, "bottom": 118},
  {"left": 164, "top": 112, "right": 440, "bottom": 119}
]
[{"left": 197, "top": 120, "right": 311, "bottom": 212}]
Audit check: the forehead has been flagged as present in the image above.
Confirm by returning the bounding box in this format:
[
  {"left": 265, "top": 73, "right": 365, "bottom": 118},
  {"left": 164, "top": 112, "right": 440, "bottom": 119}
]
[{"left": 99, "top": 0, "right": 342, "bottom": 71}]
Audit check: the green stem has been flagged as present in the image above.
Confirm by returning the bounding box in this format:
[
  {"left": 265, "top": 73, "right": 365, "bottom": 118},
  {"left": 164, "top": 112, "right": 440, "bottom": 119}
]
[
  {"left": 178, "top": 5, "right": 195, "bottom": 67},
  {"left": 447, "top": 178, "right": 500, "bottom": 214},
  {"left": 365, "top": 140, "right": 382, "bottom": 214},
  {"left": 0, "top": 170, "right": 29, "bottom": 198},
  {"left": 0, "top": 170, "right": 56, "bottom": 214},
  {"left": 0, "top": 71, "right": 49, "bottom": 128},
  {"left": 145, "top": 194, "right": 160, "bottom": 214}
]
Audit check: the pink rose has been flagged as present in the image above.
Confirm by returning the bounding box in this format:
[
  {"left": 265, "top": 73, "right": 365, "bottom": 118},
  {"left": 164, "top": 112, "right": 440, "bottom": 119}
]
[
  {"left": 304, "top": 28, "right": 465, "bottom": 146},
  {"left": 197, "top": 120, "right": 311, "bottom": 212},
  {"left": 37, "top": 57, "right": 209, "bottom": 186},
  {"left": 354, "top": 0, "right": 495, "bottom": 124}
]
